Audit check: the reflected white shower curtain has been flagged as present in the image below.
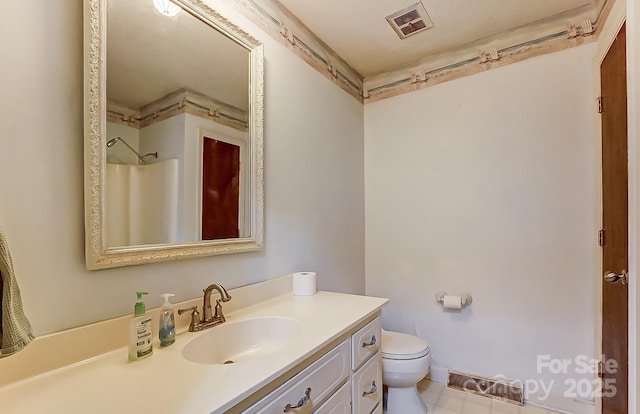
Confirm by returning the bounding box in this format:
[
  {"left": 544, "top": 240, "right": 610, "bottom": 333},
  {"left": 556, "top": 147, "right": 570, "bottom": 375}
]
[{"left": 106, "top": 160, "right": 179, "bottom": 247}]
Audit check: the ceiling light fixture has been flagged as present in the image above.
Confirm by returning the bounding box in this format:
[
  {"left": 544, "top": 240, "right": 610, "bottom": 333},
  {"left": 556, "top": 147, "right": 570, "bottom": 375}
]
[{"left": 153, "top": 0, "right": 181, "bottom": 17}]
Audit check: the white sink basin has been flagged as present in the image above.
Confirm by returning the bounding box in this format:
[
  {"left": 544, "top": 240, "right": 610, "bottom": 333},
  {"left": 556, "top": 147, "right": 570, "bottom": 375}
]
[{"left": 182, "top": 316, "right": 303, "bottom": 365}]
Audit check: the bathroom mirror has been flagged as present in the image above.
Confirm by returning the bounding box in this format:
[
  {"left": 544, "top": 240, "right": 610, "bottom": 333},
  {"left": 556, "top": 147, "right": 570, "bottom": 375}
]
[{"left": 84, "top": 0, "right": 264, "bottom": 269}]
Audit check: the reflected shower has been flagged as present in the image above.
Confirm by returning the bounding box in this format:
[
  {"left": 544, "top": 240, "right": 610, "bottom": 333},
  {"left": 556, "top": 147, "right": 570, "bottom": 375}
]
[{"left": 106, "top": 137, "right": 158, "bottom": 164}]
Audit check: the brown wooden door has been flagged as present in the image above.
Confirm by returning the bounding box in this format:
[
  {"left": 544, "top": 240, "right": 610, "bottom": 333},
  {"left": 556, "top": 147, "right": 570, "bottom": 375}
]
[
  {"left": 600, "top": 23, "right": 628, "bottom": 414},
  {"left": 202, "top": 137, "right": 240, "bottom": 240}
]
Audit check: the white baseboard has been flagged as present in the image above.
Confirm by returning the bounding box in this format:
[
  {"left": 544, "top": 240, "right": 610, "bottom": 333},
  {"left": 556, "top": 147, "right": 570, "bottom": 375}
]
[{"left": 526, "top": 390, "right": 595, "bottom": 414}]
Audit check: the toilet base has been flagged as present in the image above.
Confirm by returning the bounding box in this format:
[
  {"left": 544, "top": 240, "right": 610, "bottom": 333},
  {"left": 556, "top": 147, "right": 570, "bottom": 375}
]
[{"left": 385, "top": 385, "right": 427, "bottom": 414}]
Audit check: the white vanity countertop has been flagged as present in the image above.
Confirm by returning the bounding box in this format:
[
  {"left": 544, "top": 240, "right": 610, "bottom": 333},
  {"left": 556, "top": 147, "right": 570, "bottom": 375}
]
[{"left": 0, "top": 291, "right": 387, "bottom": 414}]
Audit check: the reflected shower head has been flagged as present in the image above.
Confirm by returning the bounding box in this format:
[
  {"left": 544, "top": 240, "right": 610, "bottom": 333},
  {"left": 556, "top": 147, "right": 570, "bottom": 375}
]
[
  {"left": 106, "top": 137, "right": 120, "bottom": 148},
  {"left": 106, "top": 137, "right": 158, "bottom": 164}
]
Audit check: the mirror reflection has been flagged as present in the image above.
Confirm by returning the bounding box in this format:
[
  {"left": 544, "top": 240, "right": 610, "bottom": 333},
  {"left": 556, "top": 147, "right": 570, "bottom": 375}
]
[
  {"left": 84, "top": 0, "right": 263, "bottom": 269},
  {"left": 106, "top": 0, "right": 250, "bottom": 247}
]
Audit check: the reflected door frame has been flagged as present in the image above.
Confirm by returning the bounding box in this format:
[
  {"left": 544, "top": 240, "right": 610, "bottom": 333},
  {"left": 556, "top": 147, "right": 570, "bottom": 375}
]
[{"left": 196, "top": 128, "right": 248, "bottom": 239}]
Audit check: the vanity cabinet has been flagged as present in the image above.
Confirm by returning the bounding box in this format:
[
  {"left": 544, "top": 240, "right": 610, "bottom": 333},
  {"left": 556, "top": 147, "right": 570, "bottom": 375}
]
[
  {"left": 0, "top": 287, "right": 389, "bottom": 414},
  {"left": 244, "top": 340, "right": 350, "bottom": 413},
  {"left": 242, "top": 316, "right": 382, "bottom": 414},
  {"left": 350, "top": 318, "right": 382, "bottom": 414},
  {"left": 351, "top": 318, "right": 380, "bottom": 370},
  {"left": 315, "top": 381, "right": 351, "bottom": 414}
]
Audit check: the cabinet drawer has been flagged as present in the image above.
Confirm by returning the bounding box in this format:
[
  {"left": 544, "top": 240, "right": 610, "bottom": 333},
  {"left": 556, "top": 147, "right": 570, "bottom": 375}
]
[
  {"left": 351, "top": 318, "right": 381, "bottom": 370},
  {"left": 313, "top": 380, "right": 351, "bottom": 414},
  {"left": 245, "top": 340, "right": 350, "bottom": 413},
  {"left": 351, "top": 353, "right": 382, "bottom": 414}
]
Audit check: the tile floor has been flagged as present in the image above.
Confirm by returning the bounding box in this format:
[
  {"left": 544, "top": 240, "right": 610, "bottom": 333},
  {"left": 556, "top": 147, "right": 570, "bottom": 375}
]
[{"left": 416, "top": 379, "right": 562, "bottom": 414}]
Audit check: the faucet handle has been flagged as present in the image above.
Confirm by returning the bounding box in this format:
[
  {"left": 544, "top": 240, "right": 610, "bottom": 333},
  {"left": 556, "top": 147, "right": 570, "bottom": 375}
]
[
  {"left": 178, "top": 306, "right": 201, "bottom": 331},
  {"left": 213, "top": 299, "right": 226, "bottom": 323},
  {"left": 178, "top": 305, "right": 198, "bottom": 315}
]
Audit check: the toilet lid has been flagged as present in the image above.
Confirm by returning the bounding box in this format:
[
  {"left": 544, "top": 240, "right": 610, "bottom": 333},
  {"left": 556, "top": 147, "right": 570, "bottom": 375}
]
[{"left": 382, "top": 331, "right": 430, "bottom": 360}]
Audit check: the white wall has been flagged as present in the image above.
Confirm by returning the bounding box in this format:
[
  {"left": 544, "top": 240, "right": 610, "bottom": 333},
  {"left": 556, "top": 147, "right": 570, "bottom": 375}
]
[
  {"left": 0, "top": 0, "right": 365, "bottom": 335},
  {"left": 365, "top": 44, "right": 598, "bottom": 402},
  {"left": 140, "top": 115, "right": 186, "bottom": 164}
]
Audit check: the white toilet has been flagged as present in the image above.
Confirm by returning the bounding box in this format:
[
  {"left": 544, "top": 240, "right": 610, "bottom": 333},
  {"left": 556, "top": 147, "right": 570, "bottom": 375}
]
[{"left": 381, "top": 330, "right": 431, "bottom": 414}]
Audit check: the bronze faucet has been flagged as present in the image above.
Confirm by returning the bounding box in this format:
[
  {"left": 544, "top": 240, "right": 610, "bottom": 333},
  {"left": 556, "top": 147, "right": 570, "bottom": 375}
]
[
  {"left": 202, "top": 283, "right": 232, "bottom": 323},
  {"left": 178, "top": 283, "right": 232, "bottom": 332}
]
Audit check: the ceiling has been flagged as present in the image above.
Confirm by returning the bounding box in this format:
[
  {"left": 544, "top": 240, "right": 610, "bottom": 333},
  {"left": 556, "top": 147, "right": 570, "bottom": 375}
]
[
  {"left": 107, "top": 0, "right": 249, "bottom": 112},
  {"left": 105, "top": 0, "right": 606, "bottom": 109},
  {"left": 276, "top": 0, "right": 603, "bottom": 78}
]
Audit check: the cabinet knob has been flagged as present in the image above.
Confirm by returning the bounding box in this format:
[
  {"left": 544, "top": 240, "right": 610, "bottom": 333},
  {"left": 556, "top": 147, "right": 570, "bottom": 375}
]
[
  {"left": 283, "top": 387, "right": 311, "bottom": 412},
  {"left": 362, "top": 381, "right": 378, "bottom": 397},
  {"left": 362, "top": 335, "right": 377, "bottom": 348}
]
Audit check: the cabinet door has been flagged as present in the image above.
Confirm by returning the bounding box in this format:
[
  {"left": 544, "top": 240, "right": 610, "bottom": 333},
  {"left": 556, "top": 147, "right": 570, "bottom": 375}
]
[
  {"left": 351, "top": 318, "right": 381, "bottom": 370},
  {"left": 245, "top": 340, "right": 350, "bottom": 413},
  {"left": 351, "top": 354, "right": 381, "bottom": 414},
  {"left": 313, "top": 381, "right": 351, "bottom": 414}
]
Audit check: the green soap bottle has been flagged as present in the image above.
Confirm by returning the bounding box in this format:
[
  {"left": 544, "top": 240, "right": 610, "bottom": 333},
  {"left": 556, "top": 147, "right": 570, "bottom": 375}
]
[{"left": 128, "top": 292, "right": 153, "bottom": 361}]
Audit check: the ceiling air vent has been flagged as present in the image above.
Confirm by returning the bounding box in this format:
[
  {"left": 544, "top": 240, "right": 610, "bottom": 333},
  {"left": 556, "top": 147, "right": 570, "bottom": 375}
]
[{"left": 386, "top": 2, "right": 434, "bottom": 39}]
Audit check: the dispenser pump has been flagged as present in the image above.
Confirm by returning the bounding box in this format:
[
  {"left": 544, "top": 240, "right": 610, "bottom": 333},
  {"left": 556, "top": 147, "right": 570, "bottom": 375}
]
[
  {"left": 134, "top": 291, "right": 149, "bottom": 316},
  {"left": 160, "top": 293, "right": 175, "bottom": 309}
]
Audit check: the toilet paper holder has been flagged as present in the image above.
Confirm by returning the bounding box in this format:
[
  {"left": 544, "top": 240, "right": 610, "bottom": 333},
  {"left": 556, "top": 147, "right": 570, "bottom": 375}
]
[{"left": 435, "top": 292, "right": 473, "bottom": 308}]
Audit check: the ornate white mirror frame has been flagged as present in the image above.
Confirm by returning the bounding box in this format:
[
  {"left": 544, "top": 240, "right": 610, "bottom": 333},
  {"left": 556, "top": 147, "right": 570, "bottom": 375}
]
[{"left": 83, "top": 0, "right": 264, "bottom": 270}]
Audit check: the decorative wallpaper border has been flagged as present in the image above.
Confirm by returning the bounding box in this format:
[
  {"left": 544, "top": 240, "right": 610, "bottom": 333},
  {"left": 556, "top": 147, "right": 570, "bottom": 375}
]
[
  {"left": 223, "top": 0, "right": 612, "bottom": 103},
  {"left": 107, "top": 88, "right": 249, "bottom": 131}
]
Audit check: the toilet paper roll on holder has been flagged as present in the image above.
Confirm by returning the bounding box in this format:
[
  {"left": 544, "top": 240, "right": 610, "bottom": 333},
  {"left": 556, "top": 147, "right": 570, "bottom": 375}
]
[{"left": 435, "top": 292, "right": 473, "bottom": 308}]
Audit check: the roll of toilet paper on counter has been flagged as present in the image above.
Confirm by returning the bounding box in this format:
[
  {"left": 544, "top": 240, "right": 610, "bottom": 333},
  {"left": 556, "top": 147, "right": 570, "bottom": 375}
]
[
  {"left": 443, "top": 295, "right": 463, "bottom": 309},
  {"left": 292, "top": 272, "right": 317, "bottom": 296}
]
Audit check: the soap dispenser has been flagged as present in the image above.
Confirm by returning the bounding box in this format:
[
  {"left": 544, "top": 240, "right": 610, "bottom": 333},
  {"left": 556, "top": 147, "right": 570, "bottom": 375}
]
[
  {"left": 158, "top": 293, "right": 176, "bottom": 347},
  {"left": 128, "top": 291, "right": 153, "bottom": 361}
]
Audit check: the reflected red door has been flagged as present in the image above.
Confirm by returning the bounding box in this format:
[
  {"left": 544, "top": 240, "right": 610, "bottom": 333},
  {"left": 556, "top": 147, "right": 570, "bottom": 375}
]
[{"left": 202, "top": 137, "right": 240, "bottom": 240}]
